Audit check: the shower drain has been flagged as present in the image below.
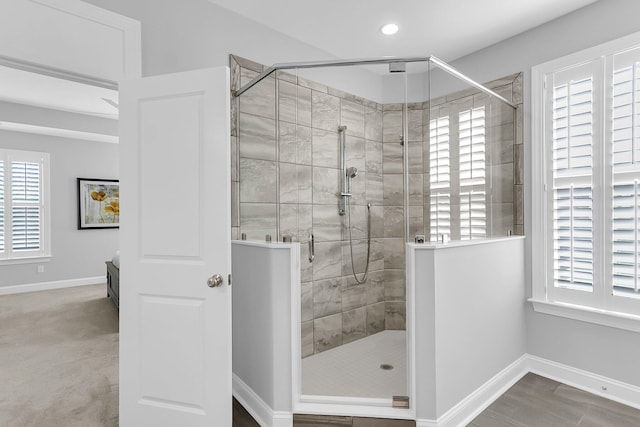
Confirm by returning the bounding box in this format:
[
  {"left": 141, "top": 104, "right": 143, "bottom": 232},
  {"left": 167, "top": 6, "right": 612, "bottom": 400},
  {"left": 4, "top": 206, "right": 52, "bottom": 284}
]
[{"left": 380, "top": 364, "right": 394, "bottom": 370}]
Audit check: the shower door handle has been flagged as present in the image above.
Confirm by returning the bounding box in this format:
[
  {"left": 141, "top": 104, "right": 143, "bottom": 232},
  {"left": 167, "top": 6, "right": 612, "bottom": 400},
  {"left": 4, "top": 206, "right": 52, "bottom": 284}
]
[{"left": 308, "top": 233, "right": 315, "bottom": 263}]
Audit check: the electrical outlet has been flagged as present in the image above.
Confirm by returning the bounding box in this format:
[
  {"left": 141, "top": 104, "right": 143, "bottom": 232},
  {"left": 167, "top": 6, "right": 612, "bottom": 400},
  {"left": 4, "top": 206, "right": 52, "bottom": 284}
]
[{"left": 37, "top": 265, "right": 44, "bottom": 273}]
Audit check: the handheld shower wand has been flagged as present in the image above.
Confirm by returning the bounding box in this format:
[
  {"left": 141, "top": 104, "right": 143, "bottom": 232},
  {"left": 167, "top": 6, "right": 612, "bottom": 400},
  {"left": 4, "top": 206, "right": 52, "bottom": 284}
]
[{"left": 346, "top": 167, "right": 358, "bottom": 194}]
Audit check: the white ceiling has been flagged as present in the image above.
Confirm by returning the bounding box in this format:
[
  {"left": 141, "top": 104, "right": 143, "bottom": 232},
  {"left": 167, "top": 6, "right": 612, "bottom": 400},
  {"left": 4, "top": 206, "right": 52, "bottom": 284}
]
[
  {"left": 0, "top": 1, "right": 599, "bottom": 122},
  {"left": 0, "top": 65, "right": 118, "bottom": 119},
  {"left": 209, "top": 0, "right": 598, "bottom": 62}
]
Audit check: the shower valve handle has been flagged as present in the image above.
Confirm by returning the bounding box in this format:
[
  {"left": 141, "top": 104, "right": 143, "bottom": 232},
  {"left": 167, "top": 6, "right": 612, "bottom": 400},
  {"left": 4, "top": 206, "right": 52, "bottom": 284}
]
[{"left": 308, "top": 234, "right": 315, "bottom": 263}]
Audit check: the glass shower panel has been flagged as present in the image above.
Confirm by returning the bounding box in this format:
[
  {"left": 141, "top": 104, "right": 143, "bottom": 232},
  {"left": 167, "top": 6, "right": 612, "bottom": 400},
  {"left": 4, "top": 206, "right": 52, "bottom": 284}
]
[
  {"left": 284, "top": 63, "right": 410, "bottom": 400},
  {"left": 236, "top": 65, "right": 278, "bottom": 241},
  {"left": 232, "top": 54, "right": 521, "bottom": 407},
  {"left": 423, "top": 64, "right": 518, "bottom": 242}
]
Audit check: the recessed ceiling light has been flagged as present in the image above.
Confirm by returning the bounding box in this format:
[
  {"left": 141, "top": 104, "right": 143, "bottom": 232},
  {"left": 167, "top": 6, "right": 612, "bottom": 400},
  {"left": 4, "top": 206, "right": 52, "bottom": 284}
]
[{"left": 380, "top": 23, "right": 399, "bottom": 36}]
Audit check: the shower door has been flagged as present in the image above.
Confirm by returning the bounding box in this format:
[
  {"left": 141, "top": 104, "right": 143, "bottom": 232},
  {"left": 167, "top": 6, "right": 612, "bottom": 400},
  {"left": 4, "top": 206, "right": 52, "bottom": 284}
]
[
  {"left": 272, "top": 62, "right": 415, "bottom": 404},
  {"left": 232, "top": 55, "right": 430, "bottom": 410}
]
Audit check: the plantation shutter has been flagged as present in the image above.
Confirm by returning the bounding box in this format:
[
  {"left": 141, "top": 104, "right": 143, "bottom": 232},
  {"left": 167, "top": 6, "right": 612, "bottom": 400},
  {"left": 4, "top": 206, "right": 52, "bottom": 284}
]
[
  {"left": 612, "top": 52, "right": 640, "bottom": 297},
  {"left": 551, "top": 68, "right": 594, "bottom": 291},
  {"left": 11, "top": 161, "right": 41, "bottom": 252},
  {"left": 459, "top": 106, "right": 486, "bottom": 240},
  {"left": 429, "top": 115, "right": 451, "bottom": 240}
]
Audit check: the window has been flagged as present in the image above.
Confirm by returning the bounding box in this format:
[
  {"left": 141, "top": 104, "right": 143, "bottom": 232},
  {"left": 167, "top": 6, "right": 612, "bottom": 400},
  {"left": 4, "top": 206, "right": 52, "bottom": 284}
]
[
  {"left": 459, "top": 107, "right": 487, "bottom": 240},
  {"left": 532, "top": 32, "right": 640, "bottom": 326},
  {"left": 0, "top": 149, "right": 50, "bottom": 261},
  {"left": 429, "top": 115, "right": 451, "bottom": 241},
  {"left": 429, "top": 104, "right": 488, "bottom": 241}
]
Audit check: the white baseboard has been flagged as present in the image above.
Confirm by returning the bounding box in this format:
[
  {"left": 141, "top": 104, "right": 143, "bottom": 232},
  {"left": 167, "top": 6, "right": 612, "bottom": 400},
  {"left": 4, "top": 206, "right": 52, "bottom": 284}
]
[
  {"left": 526, "top": 355, "right": 640, "bottom": 411},
  {"left": 0, "top": 276, "right": 105, "bottom": 295},
  {"left": 233, "top": 374, "right": 293, "bottom": 427},
  {"left": 416, "top": 421, "right": 438, "bottom": 427},
  {"left": 423, "top": 354, "right": 529, "bottom": 427},
  {"left": 235, "top": 355, "right": 640, "bottom": 427},
  {"left": 417, "top": 353, "right": 640, "bottom": 427}
]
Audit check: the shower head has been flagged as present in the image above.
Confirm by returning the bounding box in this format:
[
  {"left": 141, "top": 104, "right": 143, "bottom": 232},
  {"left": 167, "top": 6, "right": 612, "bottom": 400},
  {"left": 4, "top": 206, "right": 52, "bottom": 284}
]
[{"left": 346, "top": 167, "right": 358, "bottom": 178}]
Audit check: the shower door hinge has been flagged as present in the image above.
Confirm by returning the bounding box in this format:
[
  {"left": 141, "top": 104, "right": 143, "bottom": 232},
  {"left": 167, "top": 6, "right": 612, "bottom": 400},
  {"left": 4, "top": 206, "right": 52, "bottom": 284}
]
[{"left": 392, "top": 395, "right": 410, "bottom": 409}]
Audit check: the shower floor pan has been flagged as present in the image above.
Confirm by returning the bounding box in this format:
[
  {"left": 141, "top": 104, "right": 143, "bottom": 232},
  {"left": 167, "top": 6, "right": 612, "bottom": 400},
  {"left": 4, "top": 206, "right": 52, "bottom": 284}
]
[{"left": 302, "top": 330, "right": 407, "bottom": 398}]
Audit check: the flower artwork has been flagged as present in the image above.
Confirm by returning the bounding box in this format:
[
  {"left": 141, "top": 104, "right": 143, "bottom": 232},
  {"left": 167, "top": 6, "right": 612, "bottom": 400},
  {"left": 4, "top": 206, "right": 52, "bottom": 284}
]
[{"left": 78, "top": 178, "right": 119, "bottom": 229}]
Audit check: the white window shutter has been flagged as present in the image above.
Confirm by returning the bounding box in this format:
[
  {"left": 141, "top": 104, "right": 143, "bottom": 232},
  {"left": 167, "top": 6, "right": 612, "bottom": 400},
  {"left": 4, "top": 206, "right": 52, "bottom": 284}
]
[
  {"left": 10, "top": 161, "right": 42, "bottom": 252},
  {"left": 551, "top": 71, "right": 594, "bottom": 291},
  {"left": 611, "top": 56, "right": 640, "bottom": 298},
  {"left": 459, "top": 107, "right": 486, "bottom": 240},
  {"left": 533, "top": 33, "right": 640, "bottom": 318},
  {"left": 429, "top": 115, "right": 451, "bottom": 240}
]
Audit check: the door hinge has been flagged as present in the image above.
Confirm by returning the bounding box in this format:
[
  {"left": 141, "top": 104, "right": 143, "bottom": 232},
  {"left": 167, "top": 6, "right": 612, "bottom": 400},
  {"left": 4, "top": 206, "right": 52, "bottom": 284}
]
[{"left": 228, "top": 273, "right": 232, "bottom": 286}]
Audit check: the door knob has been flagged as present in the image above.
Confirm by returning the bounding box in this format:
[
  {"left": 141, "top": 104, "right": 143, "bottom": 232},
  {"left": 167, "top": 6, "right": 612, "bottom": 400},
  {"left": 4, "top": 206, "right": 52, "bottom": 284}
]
[{"left": 207, "top": 274, "right": 223, "bottom": 287}]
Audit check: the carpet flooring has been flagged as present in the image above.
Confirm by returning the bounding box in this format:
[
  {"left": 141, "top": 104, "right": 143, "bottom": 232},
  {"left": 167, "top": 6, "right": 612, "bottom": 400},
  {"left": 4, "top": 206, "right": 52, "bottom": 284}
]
[{"left": 0, "top": 284, "right": 118, "bottom": 427}]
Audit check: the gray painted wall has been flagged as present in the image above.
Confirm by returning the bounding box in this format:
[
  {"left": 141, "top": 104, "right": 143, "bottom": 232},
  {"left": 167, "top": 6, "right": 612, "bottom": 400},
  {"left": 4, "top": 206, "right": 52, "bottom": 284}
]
[
  {"left": 447, "top": 0, "right": 640, "bottom": 387},
  {"left": 84, "top": 0, "right": 390, "bottom": 103},
  {"left": 0, "top": 130, "right": 118, "bottom": 287}
]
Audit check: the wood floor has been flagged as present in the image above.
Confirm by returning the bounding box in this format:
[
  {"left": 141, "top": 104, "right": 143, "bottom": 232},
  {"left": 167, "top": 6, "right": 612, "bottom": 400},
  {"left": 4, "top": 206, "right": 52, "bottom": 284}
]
[
  {"left": 233, "top": 373, "right": 640, "bottom": 427},
  {"left": 469, "top": 373, "right": 640, "bottom": 427}
]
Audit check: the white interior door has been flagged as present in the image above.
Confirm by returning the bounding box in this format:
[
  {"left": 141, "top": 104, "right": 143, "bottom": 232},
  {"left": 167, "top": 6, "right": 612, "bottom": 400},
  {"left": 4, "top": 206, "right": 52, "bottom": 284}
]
[{"left": 118, "top": 67, "right": 231, "bottom": 427}]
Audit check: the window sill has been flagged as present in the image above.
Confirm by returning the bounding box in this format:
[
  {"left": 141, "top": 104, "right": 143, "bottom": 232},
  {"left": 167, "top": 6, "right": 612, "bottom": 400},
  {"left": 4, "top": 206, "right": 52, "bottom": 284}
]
[
  {"left": 529, "top": 298, "right": 640, "bottom": 333},
  {"left": 0, "top": 256, "right": 52, "bottom": 266}
]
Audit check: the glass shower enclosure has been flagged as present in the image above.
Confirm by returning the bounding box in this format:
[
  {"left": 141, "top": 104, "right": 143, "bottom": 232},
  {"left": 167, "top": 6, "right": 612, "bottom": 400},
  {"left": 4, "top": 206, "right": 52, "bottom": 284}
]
[{"left": 231, "top": 54, "right": 521, "bottom": 407}]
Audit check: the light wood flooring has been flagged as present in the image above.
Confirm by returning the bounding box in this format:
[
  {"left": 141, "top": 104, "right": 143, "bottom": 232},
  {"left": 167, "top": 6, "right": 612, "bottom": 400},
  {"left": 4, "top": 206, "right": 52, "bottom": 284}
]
[{"left": 234, "top": 373, "right": 640, "bottom": 427}]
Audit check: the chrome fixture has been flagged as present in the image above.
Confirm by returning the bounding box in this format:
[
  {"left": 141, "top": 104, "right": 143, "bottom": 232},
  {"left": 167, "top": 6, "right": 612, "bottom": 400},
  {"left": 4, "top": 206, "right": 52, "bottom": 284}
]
[
  {"left": 232, "top": 55, "right": 516, "bottom": 109},
  {"left": 415, "top": 235, "right": 426, "bottom": 244},
  {"left": 339, "top": 126, "right": 350, "bottom": 216},
  {"left": 308, "top": 233, "right": 315, "bottom": 263},
  {"left": 207, "top": 274, "right": 223, "bottom": 288},
  {"left": 338, "top": 125, "right": 372, "bottom": 284},
  {"left": 389, "top": 62, "right": 406, "bottom": 73},
  {"left": 346, "top": 167, "right": 358, "bottom": 195}
]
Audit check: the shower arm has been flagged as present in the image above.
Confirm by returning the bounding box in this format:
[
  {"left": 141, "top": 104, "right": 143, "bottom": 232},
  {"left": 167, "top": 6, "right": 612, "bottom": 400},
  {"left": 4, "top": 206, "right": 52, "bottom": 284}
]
[{"left": 232, "top": 55, "right": 516, "bottom": 109}]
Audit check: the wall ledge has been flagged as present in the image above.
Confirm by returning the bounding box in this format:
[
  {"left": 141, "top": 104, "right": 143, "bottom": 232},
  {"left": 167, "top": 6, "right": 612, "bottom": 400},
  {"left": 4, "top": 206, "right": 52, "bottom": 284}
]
[
  {"left": 408, "top": 235, "right": 525, "bottom": 251},
  {"left": 530, "top": 299, "right": 640, "bottom": 333},
  {"left": 0, "top": 276, "right": 105, "bottom": 295}
]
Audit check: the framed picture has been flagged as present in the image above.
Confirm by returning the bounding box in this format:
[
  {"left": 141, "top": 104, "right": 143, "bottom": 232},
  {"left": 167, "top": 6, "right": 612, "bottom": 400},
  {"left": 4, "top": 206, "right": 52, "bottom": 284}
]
[{"left": 77, "top": 178, "right": 119, "bottom": 229}]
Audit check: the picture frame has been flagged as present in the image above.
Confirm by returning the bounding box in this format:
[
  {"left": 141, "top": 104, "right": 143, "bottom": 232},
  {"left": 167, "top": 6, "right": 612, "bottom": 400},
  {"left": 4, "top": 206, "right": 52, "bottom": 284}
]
[{"left": 77, "top": 178, "right": 120, "bottom": 229}]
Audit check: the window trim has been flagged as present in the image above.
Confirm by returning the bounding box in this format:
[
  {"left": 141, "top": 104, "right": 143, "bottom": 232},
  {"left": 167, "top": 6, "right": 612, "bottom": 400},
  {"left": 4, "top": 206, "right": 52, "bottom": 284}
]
[
  {"left": 532, "top": 31, "right": 640, "bottom": 329},
  {"left": 0, "top": 149, "right": 51, "bottom": 262}
]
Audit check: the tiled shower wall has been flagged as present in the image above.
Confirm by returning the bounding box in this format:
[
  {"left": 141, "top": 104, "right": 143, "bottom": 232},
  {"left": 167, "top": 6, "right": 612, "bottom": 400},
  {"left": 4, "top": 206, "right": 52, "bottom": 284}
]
[
  {"left": 231, "top": 56, "right": 407, "bottom": 358},
  {"left": 230, "top": 55, "right": 523, "bottom": 358}
]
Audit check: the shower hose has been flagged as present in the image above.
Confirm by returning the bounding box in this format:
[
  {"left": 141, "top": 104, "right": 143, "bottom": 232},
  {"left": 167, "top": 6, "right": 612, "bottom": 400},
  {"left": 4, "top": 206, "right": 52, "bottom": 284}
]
[{"left": 347, "top": 198, "right": 371, "bottom": 284}]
